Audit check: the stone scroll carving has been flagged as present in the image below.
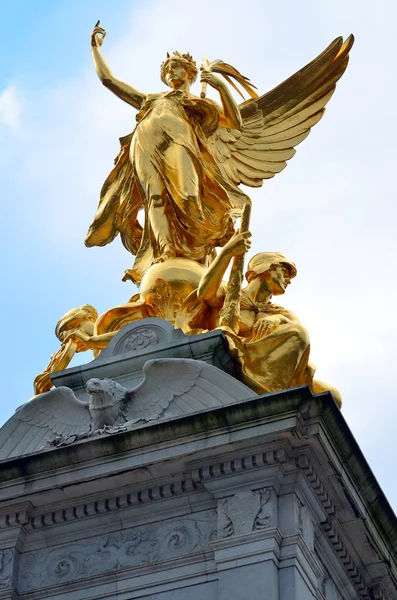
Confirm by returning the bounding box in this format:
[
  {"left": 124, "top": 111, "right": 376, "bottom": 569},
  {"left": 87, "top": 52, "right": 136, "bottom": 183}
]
[
  {"left": 0, "top": 549, "right": 14, "bottom": 590},
  {"left": 18, "top": 511, "right": 216, "bottom": 593},
  {"left": 217, "top": 488, "right": 275, "bottom": 538}
]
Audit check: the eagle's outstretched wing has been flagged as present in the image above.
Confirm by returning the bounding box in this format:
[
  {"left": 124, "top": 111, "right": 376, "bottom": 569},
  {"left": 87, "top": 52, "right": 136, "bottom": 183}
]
[
  {"left": 122, "top": 358, "right": 256, "bottom": 423},
  {"left": 0, "top": 387, "right": 91, "bottom": 460},
  {"left": 122, "top": 359, "right": 202, "bottom": 422},
  {"left": 208, "top": 35, "right": 354, "bottom": 190}
]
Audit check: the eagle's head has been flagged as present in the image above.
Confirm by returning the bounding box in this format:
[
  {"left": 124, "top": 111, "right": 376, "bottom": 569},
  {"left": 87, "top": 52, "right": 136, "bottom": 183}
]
[
  {"left": 85, "top": 378, "right": 126, "bottom": 430},
  {"left": 86, "top": 378, "right": 122, "bottom": 409}
]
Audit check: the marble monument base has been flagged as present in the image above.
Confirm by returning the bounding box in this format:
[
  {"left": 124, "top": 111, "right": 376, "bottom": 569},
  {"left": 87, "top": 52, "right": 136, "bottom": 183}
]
[{"left": 0, "top": 319, "right": 395, "bottom": 599}]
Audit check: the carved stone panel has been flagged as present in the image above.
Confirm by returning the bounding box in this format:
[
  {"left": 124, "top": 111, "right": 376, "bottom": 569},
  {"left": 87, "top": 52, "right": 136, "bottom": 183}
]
[
  {"left": 0, "top": 548, "right": 14, "bottom": 590},
  {"left": 217, "top": 488, "right": 276, "bottom": 539},
  {"left": 296, "top": 499, "right": 315, "bottom": 552},
  {"left": 18, "top": 511, "right": 216, "bottom": 593},
  {"left": 96, "top": 318, "right": 188, "bottom": 359}
]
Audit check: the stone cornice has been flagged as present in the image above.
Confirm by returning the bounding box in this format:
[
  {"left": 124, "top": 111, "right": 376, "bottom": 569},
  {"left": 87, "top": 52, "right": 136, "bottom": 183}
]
[
  {"left": 296, "top": 454, "right": 336, "bottom": 516},
  {"left": 0, "top": 445, "right": 291, "bottom": 533},
  {"left": 298, "top": 455, "right": 391, "bottom": 599},
  {"left": 321, "top": 518, "right": 370, "bottom": 598}
]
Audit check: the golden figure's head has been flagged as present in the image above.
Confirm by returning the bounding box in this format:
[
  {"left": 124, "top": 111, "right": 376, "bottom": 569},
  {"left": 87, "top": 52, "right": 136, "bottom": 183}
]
[
  {"left": 161, "top": 51, "right": 198, "bottom": 88},
  {"left": 245, "top": 252, "right": 297, "bottom": 295},
  {"left": 55, "top": 304, "right": 98, "bottom": 342}
]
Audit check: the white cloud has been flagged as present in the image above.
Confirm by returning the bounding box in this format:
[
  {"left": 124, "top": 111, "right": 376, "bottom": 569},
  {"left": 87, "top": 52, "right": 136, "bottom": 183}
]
[{"left": 0, "top": 85, "right": 22, "bottom": 131}]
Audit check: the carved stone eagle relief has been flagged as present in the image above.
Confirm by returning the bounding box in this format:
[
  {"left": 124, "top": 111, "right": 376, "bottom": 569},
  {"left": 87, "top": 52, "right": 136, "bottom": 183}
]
[{"left": 0, "top": 359, "right": 255, "bottom": 459}]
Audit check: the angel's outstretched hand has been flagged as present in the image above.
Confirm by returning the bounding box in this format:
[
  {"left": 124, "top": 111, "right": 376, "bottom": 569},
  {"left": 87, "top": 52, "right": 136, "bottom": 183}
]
[{"left": 91, "top": 21, "right": 106, "bottom": 48}]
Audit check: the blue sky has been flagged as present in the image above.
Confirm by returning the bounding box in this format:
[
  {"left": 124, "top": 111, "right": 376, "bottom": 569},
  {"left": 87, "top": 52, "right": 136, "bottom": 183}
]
[{"left": 1, "top": 0, "right": 396, "bottom": 509}]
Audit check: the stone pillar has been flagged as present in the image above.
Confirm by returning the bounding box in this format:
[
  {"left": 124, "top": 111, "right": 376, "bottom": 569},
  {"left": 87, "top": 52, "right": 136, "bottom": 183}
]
[
  {"left": 0, "top": 505, "right": 31, "bottom": 600},
  {"left": 211, "top": 488, "right": 280, "bottom": 600},
  {"left": 278, "top": 493, "right": 323, "bottom": 599}
]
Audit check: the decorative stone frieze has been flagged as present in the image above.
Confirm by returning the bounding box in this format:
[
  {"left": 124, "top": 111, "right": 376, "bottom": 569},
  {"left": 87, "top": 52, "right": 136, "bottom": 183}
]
[{"left": 18, "top": 511, "right": 217, "bottom": 593}]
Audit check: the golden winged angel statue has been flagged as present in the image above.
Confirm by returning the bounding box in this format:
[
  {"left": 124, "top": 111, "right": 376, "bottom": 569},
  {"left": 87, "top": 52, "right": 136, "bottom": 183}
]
[{"left": 85, "top": 23, "right": 353, "bottom": 283}]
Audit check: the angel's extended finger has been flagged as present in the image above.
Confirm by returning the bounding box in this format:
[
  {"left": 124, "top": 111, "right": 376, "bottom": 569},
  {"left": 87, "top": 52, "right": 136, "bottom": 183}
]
[{"left": 95, "top": 20, "right": 100, "bottom": 27}]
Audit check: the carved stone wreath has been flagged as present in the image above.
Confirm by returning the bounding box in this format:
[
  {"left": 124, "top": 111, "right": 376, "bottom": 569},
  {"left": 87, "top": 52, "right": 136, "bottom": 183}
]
[{"left": 123, "top": 328, "right": 158, "bottom": 352}]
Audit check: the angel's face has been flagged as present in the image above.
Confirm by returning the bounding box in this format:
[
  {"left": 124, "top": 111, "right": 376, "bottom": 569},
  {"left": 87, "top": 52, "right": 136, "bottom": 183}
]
[{"left": 164, "top": 60, "right": 189, "bottom": 89}]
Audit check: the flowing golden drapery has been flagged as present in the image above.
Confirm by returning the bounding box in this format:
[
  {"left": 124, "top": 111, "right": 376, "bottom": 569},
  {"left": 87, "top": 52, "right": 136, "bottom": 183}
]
[{"left": 85, "top": 91, "right": 248, "bottom": 282}]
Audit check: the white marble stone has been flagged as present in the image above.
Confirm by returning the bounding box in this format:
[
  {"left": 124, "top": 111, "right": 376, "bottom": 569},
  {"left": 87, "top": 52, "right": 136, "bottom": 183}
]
[
  {"left": 0, "top": 320, "right": 395, "bottom": 599},
  {"left": 0, "top": 356, "right": 255, "bottom": 460}
]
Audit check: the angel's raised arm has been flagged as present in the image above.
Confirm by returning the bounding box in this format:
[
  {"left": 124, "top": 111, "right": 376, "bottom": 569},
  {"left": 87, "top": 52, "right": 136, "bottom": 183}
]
[{"left": 91, "top": 22, "right": 146, "bottom": 110}]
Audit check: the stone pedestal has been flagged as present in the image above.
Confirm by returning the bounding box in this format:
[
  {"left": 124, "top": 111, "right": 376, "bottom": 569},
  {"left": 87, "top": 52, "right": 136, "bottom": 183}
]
[{"left": 0, "top": 320, "right": 396, "bottom": 599}]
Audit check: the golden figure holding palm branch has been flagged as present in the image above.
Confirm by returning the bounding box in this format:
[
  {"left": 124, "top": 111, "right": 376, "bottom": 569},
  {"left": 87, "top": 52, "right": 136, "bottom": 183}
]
[{"left": 85, "top": 23, "right": 353, "bottom": 284}]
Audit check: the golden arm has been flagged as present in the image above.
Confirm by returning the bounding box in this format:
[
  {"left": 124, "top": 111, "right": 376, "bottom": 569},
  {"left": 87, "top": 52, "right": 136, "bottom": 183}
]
[
  {"left": 200, "top": 70, "right": 242, "bottom": 130},
  {"left": 33, "top": 339, "right": 77, "bottom": 395},
  {"left": 64, "top": 330, "right": 116, "bottom": 351},
  {"left": 217, "top": 81, "right": 243, "bottom": 129},
  {"left": 91, "top": 23, "right": 146, "bottom": 110},
  {"left": 197, "top": 232, "right": 251, "bottom": 303}
]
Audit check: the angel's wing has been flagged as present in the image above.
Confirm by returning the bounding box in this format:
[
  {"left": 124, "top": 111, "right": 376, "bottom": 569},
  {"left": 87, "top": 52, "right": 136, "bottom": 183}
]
[
  {"left": 0, "top": 387, "right": 91, "bottom": 460},
  {"left": 208, "top": 35, "right": 354, "bottom": 190},
  {"left": 122, "top": 358, "right": 256, "bottom": 423}
]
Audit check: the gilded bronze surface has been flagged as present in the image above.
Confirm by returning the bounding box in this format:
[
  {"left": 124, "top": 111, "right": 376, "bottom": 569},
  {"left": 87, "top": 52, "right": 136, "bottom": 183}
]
[
  {"left": 34, "top": 26, "right": 353, "bottom": 402},
  {"left": 85, "top": 24, "right": 353, "bottom": 283},
  {"left": 218, "top": 202, "right": 251, "bottom": 333},
  {"left": 175, "top": 238, "right": 342, "bottom": 407},
  {"left": 34, "top": 305, "right": 99, "bottom": 395}
]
